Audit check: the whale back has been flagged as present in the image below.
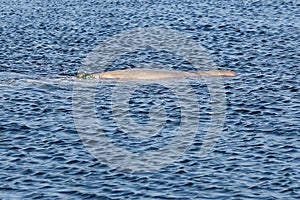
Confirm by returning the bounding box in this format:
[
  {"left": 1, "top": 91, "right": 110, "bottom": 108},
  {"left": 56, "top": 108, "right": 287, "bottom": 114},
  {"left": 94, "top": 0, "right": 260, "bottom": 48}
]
[
  {"left": 97, "top": 69, "right": 195, "bottom": 80},
  {"left": 79, "top": 69, "right": 237, "bottom": 80}
]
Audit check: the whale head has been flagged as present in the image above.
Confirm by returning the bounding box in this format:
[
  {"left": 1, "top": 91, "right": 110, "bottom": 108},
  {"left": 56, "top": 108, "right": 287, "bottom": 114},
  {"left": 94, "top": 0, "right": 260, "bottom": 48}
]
[{"left": 199, "top": 70, "right": 237, "bottom": 77}]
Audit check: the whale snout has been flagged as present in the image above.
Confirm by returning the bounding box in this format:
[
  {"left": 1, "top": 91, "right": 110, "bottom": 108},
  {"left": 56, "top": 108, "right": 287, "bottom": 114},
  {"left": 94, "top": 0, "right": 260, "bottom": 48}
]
[{"left": 202, "top": 70, "right": 237, "bottom": 77}]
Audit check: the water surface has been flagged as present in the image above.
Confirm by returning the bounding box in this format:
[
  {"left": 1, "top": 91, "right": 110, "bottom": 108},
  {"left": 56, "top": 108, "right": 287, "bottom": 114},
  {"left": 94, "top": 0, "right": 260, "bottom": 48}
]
[{"left": 0, "top": 0, "right": 299, "bottom": 199}]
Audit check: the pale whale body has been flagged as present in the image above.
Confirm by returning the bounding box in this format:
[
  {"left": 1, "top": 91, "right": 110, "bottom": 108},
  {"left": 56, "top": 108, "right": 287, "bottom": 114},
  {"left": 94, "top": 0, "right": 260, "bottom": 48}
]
[{"left": 77, "top": 69, "right": 237, "bottom": 80}]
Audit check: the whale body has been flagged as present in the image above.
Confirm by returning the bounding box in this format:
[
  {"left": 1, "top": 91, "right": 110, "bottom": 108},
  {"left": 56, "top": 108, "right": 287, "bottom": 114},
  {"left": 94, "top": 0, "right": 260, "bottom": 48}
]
[{"left": 77, "top": 69, "right": 237, "bottom": 80}]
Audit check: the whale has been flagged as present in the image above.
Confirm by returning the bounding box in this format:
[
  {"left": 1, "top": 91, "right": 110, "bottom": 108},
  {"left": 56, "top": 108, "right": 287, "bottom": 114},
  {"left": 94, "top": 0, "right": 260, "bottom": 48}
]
[{"left": 77, "top": 69, "right": 237, "bottom": 80}]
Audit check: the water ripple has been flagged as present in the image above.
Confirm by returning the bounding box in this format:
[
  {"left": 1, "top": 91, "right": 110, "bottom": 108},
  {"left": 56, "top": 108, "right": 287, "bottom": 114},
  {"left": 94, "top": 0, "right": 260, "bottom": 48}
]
[{"left": 1, "top": 0, "right": 299, "bottom": 199}]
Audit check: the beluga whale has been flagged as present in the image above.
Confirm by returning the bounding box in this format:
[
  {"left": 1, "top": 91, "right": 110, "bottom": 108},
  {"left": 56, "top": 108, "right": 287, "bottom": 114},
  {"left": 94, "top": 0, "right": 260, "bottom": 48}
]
[{"left": 77, "top": 69, "right": 237, "bottom": 81}]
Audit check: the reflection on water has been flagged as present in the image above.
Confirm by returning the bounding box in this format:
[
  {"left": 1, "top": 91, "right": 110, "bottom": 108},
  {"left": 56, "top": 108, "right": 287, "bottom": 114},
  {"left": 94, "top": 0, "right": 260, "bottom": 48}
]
[{"left": 73, "top": 77, "right": 212, "bottom": 172}]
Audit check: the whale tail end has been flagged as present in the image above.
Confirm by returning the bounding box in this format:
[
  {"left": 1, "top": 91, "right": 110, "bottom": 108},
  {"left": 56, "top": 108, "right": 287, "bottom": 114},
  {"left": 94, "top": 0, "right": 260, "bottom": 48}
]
[
  {"left": 198, "top": 70, "right": 237, "bottom": 77},
  {"left": 76, "top": 72, "right": 92, "bottom": 79}
]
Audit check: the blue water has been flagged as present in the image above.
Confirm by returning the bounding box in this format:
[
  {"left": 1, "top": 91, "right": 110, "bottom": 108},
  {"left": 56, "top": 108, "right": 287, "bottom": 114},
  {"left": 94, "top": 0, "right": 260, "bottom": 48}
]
[{"left": 1, "top": 0, "right": 299, "bottom": 199}]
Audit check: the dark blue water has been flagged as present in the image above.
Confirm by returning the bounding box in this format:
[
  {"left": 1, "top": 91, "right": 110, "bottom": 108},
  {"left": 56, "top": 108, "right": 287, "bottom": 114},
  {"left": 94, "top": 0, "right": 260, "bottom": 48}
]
[{"left": 1, "top": 0, "right": 299, "bottom": 199}]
